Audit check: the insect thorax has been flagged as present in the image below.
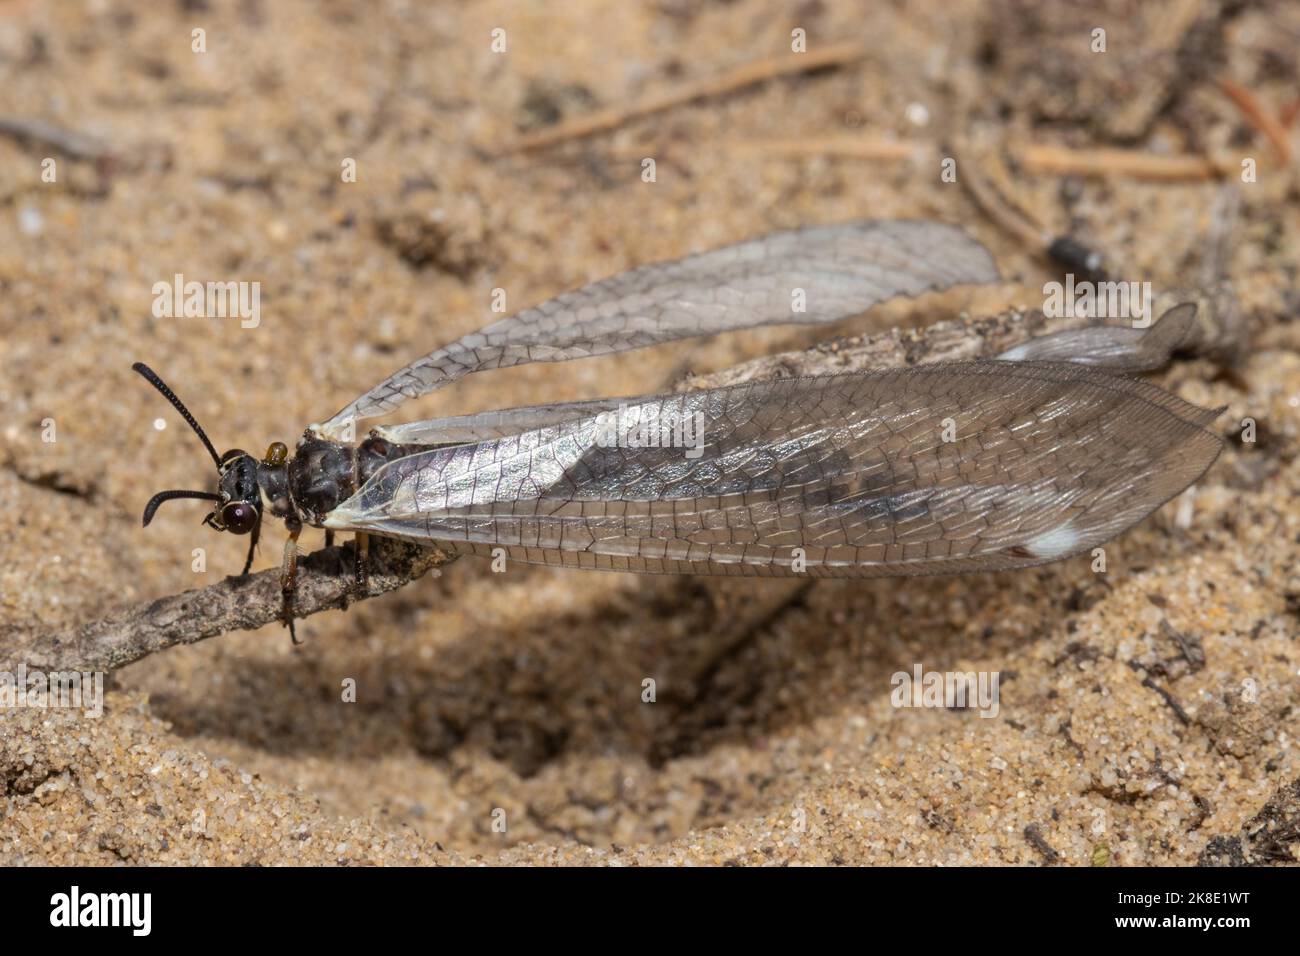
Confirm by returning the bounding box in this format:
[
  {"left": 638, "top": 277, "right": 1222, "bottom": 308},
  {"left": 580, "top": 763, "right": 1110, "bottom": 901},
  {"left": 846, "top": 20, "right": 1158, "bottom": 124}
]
[{"left": 261, "top": 434, "right": 422, "bottom": 529}]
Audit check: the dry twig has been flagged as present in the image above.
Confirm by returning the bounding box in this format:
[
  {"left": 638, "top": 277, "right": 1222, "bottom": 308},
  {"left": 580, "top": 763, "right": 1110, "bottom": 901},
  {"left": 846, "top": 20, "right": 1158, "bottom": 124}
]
[
  {"left": 18, "top": 541, "right": 450, "bottom": 673},
  {"left": 1016, "top": 144, "right": 1240, "bottom": 182},
  {"left": 500, "top": 42, "right": 868, "bottom": 153},
  {"left": 736, "top": 136, "right": 1247, "bottom": 182}
]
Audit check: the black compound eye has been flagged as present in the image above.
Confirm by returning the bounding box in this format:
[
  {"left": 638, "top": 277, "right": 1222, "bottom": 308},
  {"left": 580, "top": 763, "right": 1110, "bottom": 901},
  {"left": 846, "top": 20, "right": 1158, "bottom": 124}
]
[{"left": 221, "top": 501, "right": 258, "bottom": 534}]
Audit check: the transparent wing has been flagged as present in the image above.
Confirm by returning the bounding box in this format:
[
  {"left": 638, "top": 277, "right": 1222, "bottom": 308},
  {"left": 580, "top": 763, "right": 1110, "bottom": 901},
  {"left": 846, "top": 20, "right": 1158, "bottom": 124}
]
[
  {"left": 311, "top": 220, "right": 999, "bottom": 438},
  {"left": 382, "top": 301, "right": 1204, "bottom": 445},
  {"left": 378, "top": 397, "right": 630, "bottom": 445},
  {"left": 325, "top": 362, "right": 1223, "bottom": 577},
  {"left": 997, "top": 303, "right": 1199, "bottom": 369}
]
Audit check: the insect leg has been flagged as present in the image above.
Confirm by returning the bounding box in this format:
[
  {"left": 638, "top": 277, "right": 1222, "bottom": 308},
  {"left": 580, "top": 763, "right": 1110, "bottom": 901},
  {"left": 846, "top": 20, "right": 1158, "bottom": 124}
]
[
  {"left": 240, "top": 514, "right": 261, "bottom": 577},
  {"left": 280, "top": 526, "right": 302, "bottom": 645},
  {"left": 354, "top": 532, "right": 370, "bottom": 595}
]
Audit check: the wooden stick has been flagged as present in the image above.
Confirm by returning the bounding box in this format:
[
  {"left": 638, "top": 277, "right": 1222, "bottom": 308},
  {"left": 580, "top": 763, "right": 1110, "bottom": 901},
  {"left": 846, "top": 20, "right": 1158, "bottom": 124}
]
[
  {"left": 1007, "top": 144, "right": 1238, "bottom": 182},
  {"left": 732, "top": 137, "right": 1244, "bottom": 182},
  {"left": 501, "top": 42, "right": 868, "bottom": 153},
  {"left": 11, "top": 540, "right": 452, "bottom": 673},
  {"left": 727, "top": 136, "right": 921, "bottom": 162}
]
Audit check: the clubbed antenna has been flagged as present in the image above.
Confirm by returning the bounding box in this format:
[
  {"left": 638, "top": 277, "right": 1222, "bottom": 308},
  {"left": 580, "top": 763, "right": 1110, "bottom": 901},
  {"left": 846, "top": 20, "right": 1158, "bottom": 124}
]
[{"left": 132, "top": 362, "right": 222, "bottom": 468}]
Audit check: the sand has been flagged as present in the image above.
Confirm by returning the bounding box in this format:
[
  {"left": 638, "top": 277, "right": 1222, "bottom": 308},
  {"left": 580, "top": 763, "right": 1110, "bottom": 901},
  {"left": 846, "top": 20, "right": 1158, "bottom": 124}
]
[{"left": 0, "top": 0, "right": 1297, "bottom": 865}]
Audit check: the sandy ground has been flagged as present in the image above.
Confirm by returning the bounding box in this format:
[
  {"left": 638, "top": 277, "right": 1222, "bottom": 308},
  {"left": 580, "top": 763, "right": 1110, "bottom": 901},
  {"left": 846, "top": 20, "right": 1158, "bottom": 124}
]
[{"left": 1, "top": 0, "right": 1298, "bottom": 865}]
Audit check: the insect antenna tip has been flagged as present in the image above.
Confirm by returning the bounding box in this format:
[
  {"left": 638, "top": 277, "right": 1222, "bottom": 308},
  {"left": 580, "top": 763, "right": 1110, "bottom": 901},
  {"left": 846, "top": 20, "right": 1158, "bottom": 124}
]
[{"left": 131, "top": 362, "right": 223, "bottom": 468}]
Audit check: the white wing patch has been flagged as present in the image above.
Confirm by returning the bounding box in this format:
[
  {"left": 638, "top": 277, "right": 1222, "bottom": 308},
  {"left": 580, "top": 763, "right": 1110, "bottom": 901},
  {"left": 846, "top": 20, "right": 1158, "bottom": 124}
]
[{"left": 1025, "top": 521, "right": 1081, "bottom": 559}]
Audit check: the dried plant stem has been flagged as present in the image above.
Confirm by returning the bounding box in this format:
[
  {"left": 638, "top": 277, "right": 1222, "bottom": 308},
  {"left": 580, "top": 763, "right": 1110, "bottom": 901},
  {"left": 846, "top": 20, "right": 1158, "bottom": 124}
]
[
  {"left": 727, "top": 136, "right": 922, "bottom": 162},
  {"left": 501, "top": 42, "right": 868, "bottom": 153},
  {"left": 17, "top": 541, "right": 450, "bottom": 673},
  {"left": 735, "top": 137, "right": 1246, "bottom": 182},
  {"left": 1017, "top": 144, "right": 1241, "bottom": 181}
]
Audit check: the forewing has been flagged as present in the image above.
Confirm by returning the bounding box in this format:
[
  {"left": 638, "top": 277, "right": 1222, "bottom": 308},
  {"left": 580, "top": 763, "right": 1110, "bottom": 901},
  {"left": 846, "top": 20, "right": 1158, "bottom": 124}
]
[
  {"left": 312, "top": 220, "right": 999, "bottom": 438},
  {"left": 325, "top": 362, "right": 1222, "bottom": 577},
  {"left": 378, "top": 397, "right": 630, "bottom": 445},
  {"left": 382, "top": 303, "right": 1206, "bottom": 444}
]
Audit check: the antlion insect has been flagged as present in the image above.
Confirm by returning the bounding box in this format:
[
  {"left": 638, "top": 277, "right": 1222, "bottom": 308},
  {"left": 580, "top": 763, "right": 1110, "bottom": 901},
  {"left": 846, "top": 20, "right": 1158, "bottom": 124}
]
[{"left": 134, "top": 220, "right": 1223, "bottom": 641}]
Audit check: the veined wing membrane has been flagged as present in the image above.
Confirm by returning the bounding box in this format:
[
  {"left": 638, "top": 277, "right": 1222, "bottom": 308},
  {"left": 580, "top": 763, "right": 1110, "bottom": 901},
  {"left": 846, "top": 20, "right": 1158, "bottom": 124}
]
[
  {"left": 325, "top": 362, "right": 1223, "bottom": 577},
  {"left": 996, "top": 303, "right": 1200, "bottom": 369},
  {"left": 381, "top": 301, "right": 1205, "bottom": 445},
  {"left": 379, "top": 397, "right": 630, "bottom": 445},
  {"left": 312, "top": 220, "right": 999, "bottom": 438}
]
